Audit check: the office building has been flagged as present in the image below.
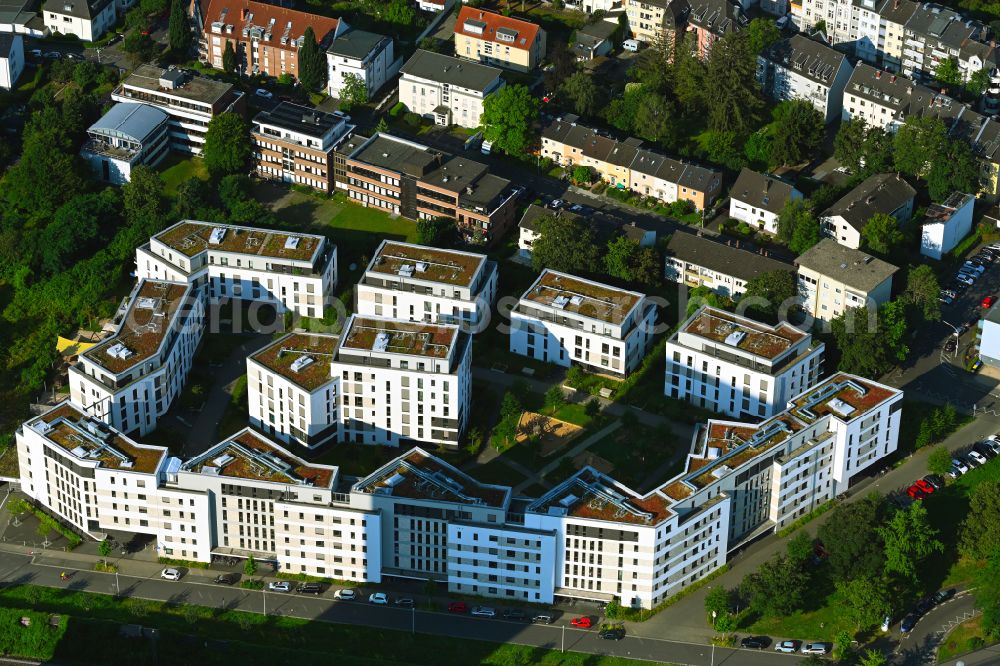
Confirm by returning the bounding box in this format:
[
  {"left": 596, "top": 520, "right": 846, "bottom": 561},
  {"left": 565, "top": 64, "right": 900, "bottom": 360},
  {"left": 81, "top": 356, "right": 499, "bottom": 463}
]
[{"left": 80, "top": 103, "right": 171, "bottom": 185}]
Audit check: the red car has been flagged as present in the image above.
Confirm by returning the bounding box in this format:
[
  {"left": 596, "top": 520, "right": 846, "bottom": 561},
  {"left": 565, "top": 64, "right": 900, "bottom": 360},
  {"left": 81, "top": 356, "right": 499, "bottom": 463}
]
[
  {"left": 906, "top": 485, "right": 928, "bottom": 500},
  {"left": 914, "top": 479, "right": 936, "bottom": 495},
  {"left": 571, "top": 617, "right": 592, "bottom": 628},
  {"left": 983, "top": 296, "right": 996, "bottom": 309},
  {"left": 448, "top": 601, "right": 468, "bottom": 614}
]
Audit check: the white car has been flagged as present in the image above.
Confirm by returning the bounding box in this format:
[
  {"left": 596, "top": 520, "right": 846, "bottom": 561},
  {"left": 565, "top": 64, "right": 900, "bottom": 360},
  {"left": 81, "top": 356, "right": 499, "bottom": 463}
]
[
  {"left": 801, "top": 642, "right": 831, "bottom": 655},
  {"left": 254, "top": 88, "right": 273, "bottom": 99},
  {"left": 774, "top": 640, "right": 801, "bottom": 653},
  {"left": 268, "top": 581, "right": 291, "bottom": 592},
  {"left": 955, "top": 274, "right": 976, "bottom": 286},
  {"left": 952, "top": 458, "right": 970, "bottom": 474},
  {"left": 334, "top": 589, "right": 356, "bottom": 600},
  {"left": 471, "top": 606, "right": 496, "bottom": 617},
  {"left": 368, "top": 592, "right": 388, "bottom": 604},
  {"left": 160, "top": 568, "right": 181, "bottom": 581},
  {"left": 968, "top": 450, "right": 988, "bottom": 467}
]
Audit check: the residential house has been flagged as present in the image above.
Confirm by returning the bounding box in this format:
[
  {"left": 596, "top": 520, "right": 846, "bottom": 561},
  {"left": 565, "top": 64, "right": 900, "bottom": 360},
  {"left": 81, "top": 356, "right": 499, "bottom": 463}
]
[
  {"left": 326, "top": 29, "right": 394, "bottom": 100},
  {"left": 758, "top": 35, "right": 853, "bottom": 124},
  {"left": 920, "top": 191, "right": 975, "bottom": 260},
  {"left": 821, "top": 173, "right": 916, "bottom": 249},
  {"left": 571, "top": 19, "right": 617, "bottom": 61},
  {"left": 0, "top": 33, "right": 24, "bottom": 90},
  {"left": 728, "top": 168, "right": 802, "bottom": 235},
  {"left": 664, "top": 232, "right": 795, "bottom": 298},
  {"left": 686, "top": 0, "right": 747, "bottom": 59},
  {"left": 796, "top": 238, "right": 899, "bottom": 321},
  {"left": 624, "top": 0, "right": 686, "bottom": 47},
  {"left": 398, "top": 49, "right": 504, "bottom": 128},
  {"left": 42, "top": 0, "right": 115, "bottom": 41},
  {"left": 517, "top": 204, "right": 656, "bottom": 260},
  {"left": 454, "top": 7, "right": 546, "bottom": 73}
]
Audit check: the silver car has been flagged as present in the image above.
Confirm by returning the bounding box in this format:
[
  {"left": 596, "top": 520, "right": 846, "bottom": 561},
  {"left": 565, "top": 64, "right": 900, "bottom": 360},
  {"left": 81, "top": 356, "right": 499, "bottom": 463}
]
[
  {"left": 802, "top": 642, "right": 831, "bottom": 655},
  {"left": 471, "top": 606, "right": 496, "bottom": 618}
]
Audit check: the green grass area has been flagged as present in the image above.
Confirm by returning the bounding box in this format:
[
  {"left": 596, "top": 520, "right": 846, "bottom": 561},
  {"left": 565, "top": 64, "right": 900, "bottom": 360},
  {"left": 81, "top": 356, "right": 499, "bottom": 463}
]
[
  {"left": 0, "top": 606, "right": 67, "bottom": 660},
  {"left": 158, "top": 154, "right": 209, "bottom": 195},
  {"left": 937, "top": 615, "right": 990, "bottom": 663},
  {"left": 467, "top": 456, "right": 528, "bottom": 488},
  {"left": 311, "top": 442, "right": 401, "bottom": 477},
  {"left": 743, "top": 573, "right": 856, "bottom": 642},
  {"left": 588, "top": 423, "right": 678, "bottom": 490},
  {"left": 216, "top": 374, "right": 249, "bottom": 441},
  {"left": 0, "top": 584, "right": 665, "bottom": 666}
]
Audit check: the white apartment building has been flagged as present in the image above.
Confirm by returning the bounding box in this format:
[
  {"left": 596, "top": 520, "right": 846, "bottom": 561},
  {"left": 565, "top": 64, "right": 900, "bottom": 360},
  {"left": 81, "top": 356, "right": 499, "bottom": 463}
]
[
  {"left": 356, "top": 240, "right": 497, "bottom": 331},
  {"left": 112, "top": 64, "right": 246, "bottom": 155},
  {"left": 842, "top": 62, "right": 918, "bottom": 130},
  {"left": 728, "top": 168, "right": 802, "bottom": 235},
  {"left": 665, "top": 232, "right": 796, "bottom": 299},
  {"left": 792, "top": 0, "right": 914, "bottom": 72},
  {"left": 509, "top": 270, "right": 656, "bottom": 377},
  {"left": 326, "top": 29, "right": 395, "bottom": 100},
  {"left": 921, "top": 192, "right": 975, "bottom": 260},
  {"left": 757, "top": 35, "right": 853, "bottom": 124},
  {"left": 398, "top": 49, "right": 504, "bottom": 128},
  {"left": 331, "top": 315, "right": 472, "bottom": 448},
  {"left": 0, "top": 33, "right": 24, "bottom": 90},
  {"left": 796, "top": 239, "right": 899, "bottom": 322},
  {"left": 42, "top": 0, "right": 115, "bottom": 41},
  {"left": 821, "top": 173, "right": 916, "bottom": 250},
  {"left": 69, "top": 280, "right": 204, "bottom": 437},
  {"left": 665, "top": 307, "right": 825, "bottom": 420},
  {"left": 135, "top": 220, "right": 337, "bottom": 319},
  {"left": 247, "top": 333, "right": 339, "bottom": 450}
]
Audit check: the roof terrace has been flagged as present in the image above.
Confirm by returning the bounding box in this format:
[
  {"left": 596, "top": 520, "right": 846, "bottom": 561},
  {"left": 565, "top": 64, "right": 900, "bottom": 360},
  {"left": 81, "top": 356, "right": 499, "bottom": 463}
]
[
  {"left": 83, "top": 280, "right": 190, "bottom": 375},
  {"left": 340, "top": 317, "right": 457, "bottom": 359},
  {"left": 368, "top": 241, "right": 484, "bottom": 288},
  {"left": 521, "top": 270, "right": 642, "bottom": 325},
  {"left": 154, "top": 220, "right": 324, "bottom": 262},
  {"left": 355, "top": 448, "right": 509, "bottom": 508},
  {"left": 528, "top": 468, "right": 673, "bottom": 526},
  {"left": 790, "top": 374, "right": 898, "bottom": 423},
  {"left": 250, "top": 333, "right": 337, "bottom": 391},
  {"left": 182, "top": 428, "right": 335, "bottom": 487},
  {"left": 683, "top": 308, "right": 806, "bottom": 360}
]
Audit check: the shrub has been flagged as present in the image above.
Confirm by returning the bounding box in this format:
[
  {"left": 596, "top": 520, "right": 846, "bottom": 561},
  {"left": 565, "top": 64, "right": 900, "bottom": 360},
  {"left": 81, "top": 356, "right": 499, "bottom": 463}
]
[
  {"left": 389, "top": 101, "right": 406, "bottom": 118},
  {"left": 403, "top": 112, "right": 422, "bottom": 127}
]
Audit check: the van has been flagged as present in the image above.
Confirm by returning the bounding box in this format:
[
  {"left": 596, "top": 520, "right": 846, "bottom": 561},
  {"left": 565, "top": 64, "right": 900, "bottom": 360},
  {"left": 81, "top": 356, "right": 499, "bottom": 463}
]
[
  {"left": 776, "top": 16, "right": 790, "bottom": 29},
  {"left": 297, "top": 583, "right": 323, "bottom": 595},
  {"left": 481, "top": 139, "right": 493, "bottom": 155},
  {"left": 623, "top": 39, "right": 640, "bottom": 52}
]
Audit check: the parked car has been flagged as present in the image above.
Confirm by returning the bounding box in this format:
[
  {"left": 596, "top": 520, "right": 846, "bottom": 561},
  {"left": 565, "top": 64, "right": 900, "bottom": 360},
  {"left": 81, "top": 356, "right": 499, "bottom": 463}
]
[
  {"left": 214, "top": 573, "right": 238, "bottom": 585},
  {"left": 160, "top": 568, "right": 181, "bottom": 581},
  {"left": 968, "top": 450, "right": 989, "bottom": 466},
  {"left": 297, "top": 583, "right": 323, "bottom": 595},
  {"left": 802, "top": 643, "right": 831, "bottom": 655},
  {"left": 333, "top": 589, "right": 355, "bottom": 600},
  {"left": 945, "top": 338, "right": 957, "bottom": 353},
  {"left": 64, "top": 53, "right": 81, "bottom": 60},
  {"left": 368, "top": 592, "right": 388, "bottom": 605},
  {"left": 571, "top": 616, "right": 593, "bottom": 628},
  {"left": 548, "top": 199, "right": 564, "bottom": 209},
  {"left": 774, "top": 640, "right": 801, "bottom": 653},
  {"left": 984, "top": 438, "right": 1000, "bottom": 455},
  {"left": 599, "top": 624, "right": 625, "bottom": 640},
  {"left": 984, "top": 296, "right": 996, "bottom": 309},
  {"left": 923, "top": 475, "right": 944, "bottom": 490},
  {"left": 268, "top": 581, "right": 291, "bottom": 592},
  {"left": 939, "top": 294, "right": 954, "bottom": 305},
  {"left": 480, "top": 139, "right": 493, "bottom": 155},
  {"left": 44, "top": 51, "right": 62, "bottom": 59},
  {"left": 914, "top": 479, "right": 936, "bottom": 495},
  {"left": 29, "top": 48, "right": 42, "bottom": 58},
  {"left": 394, "top": 597, "right": 415, "bottom": 607},
  {"left": 952, "top": 458, "right": 970, "bottom": 474},
  {"left": 916, "top": 596, "right": 935, "bottom": 615},
  {"left": 471, "top": 606, "right": 496, "bottom": 618},
  {"left": 901, "top": 613, "right": 918, "bottom": 633},
  {"left": 974, "top": 441, "right": 998, "bottom": 459},
  {"left": 963, "top": 262, "right": 986, "bottom": 275},
  {"left": 947, "top": 465, "right": 964, "bottom": 479},
  {"left": 956, "top": 274, "right": 976, "bottom": 286},
  {"left": 531, "top": 614, "right": 553, "bottom": 624},
  {"left": 448, "top": 601, "right": 468, "bottom": 614},
  {"left": 933, "top": 588, "right": 956, "bottom": 605},
  {"left": 906, "top": 485, "right": 928, "bottom": 500},
  {"left": 502, "top": 609, "right": 526, "bottom": 621},
  {"left": 254, "top": 88, "right": 273, "bottom": 99},
  {"left": 740, "top": 636, "right": 769, "bottom": 649}
]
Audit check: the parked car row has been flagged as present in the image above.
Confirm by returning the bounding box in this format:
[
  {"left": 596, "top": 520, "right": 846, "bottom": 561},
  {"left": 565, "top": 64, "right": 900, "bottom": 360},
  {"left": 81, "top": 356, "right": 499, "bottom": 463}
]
[
  {"left": 905, "top": 474, "right": 942, "bottom": 501},
  {"left": 900, "top": 588, "right": 956, "bottom": 633},
  {"left": 772, "top": 640, "right": 831, "bottom": 654},
  {"left": 947, "top": 438, "right": 999, "bottom": 479},
  {"left": 941, "top": 245, "right": 1000, "bottom": 303}
]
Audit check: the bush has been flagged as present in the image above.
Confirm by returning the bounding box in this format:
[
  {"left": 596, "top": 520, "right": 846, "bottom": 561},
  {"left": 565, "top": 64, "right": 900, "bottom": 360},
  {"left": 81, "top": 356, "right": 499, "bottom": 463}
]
[
  {"left": 403, "top": 112, "right": 422, "bottom": 127},
  {"left": 389, "top": 101, "right": 406, "bottom": 118}
]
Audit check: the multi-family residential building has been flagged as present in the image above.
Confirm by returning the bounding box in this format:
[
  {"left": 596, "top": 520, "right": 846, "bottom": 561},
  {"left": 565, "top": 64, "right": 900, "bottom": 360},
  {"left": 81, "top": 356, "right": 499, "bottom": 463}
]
[
  {"left": 758, "top": 35, "right": 853, "bottom": 124},
  {"left": 686, "top": 0, "right": 747, "bottom": 59},
  {"left": 341, "top": 133, "right": 518, "bottom": 244},
  {"left": 509, "top": 270, "right": 656, "bottom": 377},
  {"left": 665, "top": 306, "right": 825, "bottom": 419},
  {"left": 541, "top": 115, "right": 722, "bottom": 210},
  {"left": 325, "top": 29, "right": 394, "bottom": 100},
  {"left": 793, "top": 0, "right": 914, "bottom": 70},
  {"left": 69, "top": 280, "right": 204, "bottom": 436},
  {"left": 821, "top": 173, "right": 916, "bottom": 249},
  {"left": 624, "top": 0, "right": 687, "bottom": 47},
  {"left": 841, "top": 63, "right": 917, "bottom": 130},
  {"left": 252, "top": 102, "right": 355, "bottom": 193},
  {"left": 978, "top": 301, "right": 1000, "bottom": 368},
  {"left": 728, "top": 168, "right": 802, "bottom": 235},
  {"left": 111, "top": 64, "right": 246, "bottom": 155},
  {"left": 454, "top": 7, "right": 546, "bottom": 73},
  {"left": 135, "top": 220, "right": 337, "bottom": 318},
  {"left": 42, "top": 0, "right": 115, "bottom": 41},
  {"left": 565, "top": 0, "right": 621, "bottom": 13},
  {"left": 331, "top": 314, "right": 472, "bottom": 447},
  {"left": 517, "top": 204, "right": 656, "bottom": 260},
  {"left": 201, "top": 0, "right": 346, "bottom": 79},
  {"left": 247, "top": 332, "right": 339, "bottom": 449},
  {"left": 0, "top": 33, "right": 24, "bottom": 90},
  {"left": 355, "top": 240, "right": 497, "bottom": 330},
  {"left": 80, "top": 103, "right": 171, "bottom": 185},
  {"left": 398, "top": 49, "right": 504, "bottom": 128},
  {"left": 0, "top": 0, "right": 46, "bottom": 36},
  {"left": 796, "top": 238, "right": 899, "bottom": 321},
  {"left": 899, "top": 2, "right": 990, "bottom": 82},
  {"left": 664, "top": 232, "right": 796, "bottom": 298},
  {"left": 920, "top": 191, "right": 975, "bottom": 260}
]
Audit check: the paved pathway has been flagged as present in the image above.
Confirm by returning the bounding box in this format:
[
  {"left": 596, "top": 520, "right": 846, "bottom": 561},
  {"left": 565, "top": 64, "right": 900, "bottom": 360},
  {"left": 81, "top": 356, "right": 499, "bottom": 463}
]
[{"left": 509, "top": 421, "right": 622, "bottom": 495}]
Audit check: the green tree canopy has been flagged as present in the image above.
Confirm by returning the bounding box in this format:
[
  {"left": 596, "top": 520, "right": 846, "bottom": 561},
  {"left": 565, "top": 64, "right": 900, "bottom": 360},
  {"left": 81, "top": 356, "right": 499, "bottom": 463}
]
[
  {"left": 416, "top": 217, "right": 455, "bottom": 247},
  {"left": 740, "top": 269, "right": 797, "bottom": 320},
  {"left": 927, "top": 445, "right": 953, "bottom": 476},
  {"left": 769, "top": 101, "right": 825, "bottom": 167},
  {"left": 298, "top": 26, "right": 326, "bottom": 92},
  {"left": 968, "top": 68, "right": 992, "bottom": 97},
  {"left": 121, "top": 165, "right": 167, "bottom": 240},
  {"left": 894, "top": 116, "right": 948, "bottom": 177},
  {"left": 671, "top": 33, "right": 706, "bottom": 109},
  {"left": 837, "top": 576, "right": 892, "bottom": 631},
  {"left": 740, "top": 553, "right": 810, "bottom": 616},
  {"left": 976, "top": 546, "right": 1000, "bottom": 639},
  {"left": 480, "top": 84, "right": 539, "bottom": 158},
  {"left": 747, "top": 17, "right": 782, "bottom": 53},
  {"left": 926, "top": 139, "right": 979, "bottom": 202},
  {"left": 877, "top": 500, "right": 943, "bottom": 584},
  {"left": 339, "top": 73, "right": 368, "bottom": 109},
  {"left": 531, "top": 214, "right": 600, "bottom": 273},
  {"left": 704, "top": 31, "right": 763, "bottom": 136},
  {"left": 818, "top": 494, "right": 885, "bottom": 582},
  {"left": 383, "top": 0, "right": 416, "bottom": 25},
  {"left": 168, "top": 0, "right": 192, "bottom": 56},
  {"left": 203, "top": 112, "right": 251, "bottom": 177},
  {"left": 861, "top": 212, "right": 905, "bottom": 256},
  {"left": 604, "top": 236, "right": 661, "bottom": 287},
  {"left": 222, "top": 40, "right": 237, "bottom": 74},
  {"left": 934, "top": 57, "right": 963, "bottom": 89},
  {"left": 634, "top": 92, "right": 678, "bottom": 147},
  {"left": 40, "top": 190, "right": 120, "bottom": 276},
  {"left": 776, "top": 198, "right": 820, "bottom": 253},
  {"left": 959, "top": 482, "right": 1000, "bottom": 562},
  {"left": 903, "top": 264, "right": 941, "bottom": 322},
  {"left": 562, "top": 71, "right": 600, "bottom": 117}
]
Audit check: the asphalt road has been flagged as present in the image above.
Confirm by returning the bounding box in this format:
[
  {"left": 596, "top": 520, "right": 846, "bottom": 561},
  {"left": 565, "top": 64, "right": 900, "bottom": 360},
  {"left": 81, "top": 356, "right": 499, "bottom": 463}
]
[{"left": 0, "top": 551, "right": 815, "bottom": 666}]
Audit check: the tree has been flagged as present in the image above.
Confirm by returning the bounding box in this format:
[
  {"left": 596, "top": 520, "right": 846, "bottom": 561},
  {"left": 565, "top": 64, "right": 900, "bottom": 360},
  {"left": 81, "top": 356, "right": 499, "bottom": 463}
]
[
  {"left": 968, "top": 67, "right": 992, "bottom": 98},
  {"left": 704, "top": 31, "right": 763, "bottom": 136},
  {"left": 671, "top": 33, "right": 705, "bottom": 109},
  {"left": 222, "top": 40, "right": 237, "bottom": 74},
  {"left": 975, "top": 546, "right": 1000, "bottom": 639},
  {"left": 818, "top": 494, "right": 885, "bottom": 582},
  {"left": 298, "top": 26, "right": 325, "bottom": 92},
  {"left": 786, "top": 531, "right": 814, "bottom": 567},
  {"left": 926, "top": 139, "right": 979, "bottom": 202},
  {"left": 894, "top": 116, "right": 948, "bottom": 177},
  {"left": 859, "top": 650, "right": 889, "bottom": 666},
  {"left": 244, "top": 554, "right": 257, "bottom": 577},
  {"left": 704, "top": 586, "right": 731, "bottom": 623},
  {"left": 959, "top": 482, "right": 1000, "bottom": 561},
  {"left": 837, "top": 576, "right": 892, "bottom": 631},
  {"left": 416, "top": 216, "right": 454, "bottom": 247},
  {"left": 480, "top": 84, "right": 539, "bottom": 158},
  {"left": 747, "top": 18, "right": 782, "bottom": 54},
  {"left": 789, "top": 212, "right": 821, "bottom": 254},
  {"left": 633, "top": 28, "right": 675, "bottom": 92},
  {"left": 544, "top": 385, "right": 565, "bottom": 410},
  {"left": 769, "top": 100, "right": 824, "bottom": 167},
  {"left": 339, "top": 73, "right": 368, "bottom": 109},
  {"left": 878, "top": 500, "right": 943, "bottom": 584},
  {"left": 375, "top": 117, "right": 389, "bottom": 134},
  {"left": 740, "top": 553, "right": 810, "bottom": 616},
  {"left": 834, "top": 118, "right": 868, "bottom": 173},
  {"left": 571, "top": 165, "right": 593, "bottom": 185},
  {"left": 606, "top": 235, "right": 637, "bottom": 280},
  {"left": 203, "top": 112, "right": 251, "bottom": 177},
  {"left": 493, "top": 391, "right": 523, "bottom": 447},
  {"left": 122, "top": 166, "right": 166, "bottom": 236},
  {"left": 743, "top": 129, "right": 772, "bottom": 168},
  {"left": 926, "top": 444, "right": 953, "bottom": 476},
  {"left": 633, "top": 92, "right": 678, "bottom": 146},
  {"left": 531, "top": 214, "right": 600, "bottom": 273},
  {"left": 903, "top": 264, "right": 941, "bottom": 322},
  {"left": 861, "top": 212, "right": 904, "bottom": 256},
  {"left": 168, "top": 0, "right": 192, "bottom": 56},
  {"left": 383, "top": 0, "right": 416, "bottom": 25},
  {"left": 99, "top": 538, "right": 113, "bottom": 558},
  {"left": 740, "top": 270, "right": 797, "bottom": 320},
  {"left": 219, "top": 173, "right": 251, "bottom": 211},
  {"left": 607, "top": 84, "right": 645, "bottom": 134},
  {"left": 562, "top": 71, "right": 599, "bottom": 117},
  {"left": 122, "top": 30, "right": 157, "bottom": 66},
  {"left": 40, "top": 190, "right": 120, "bottom": 276},
  {"left": 934, "top": 57, "right": 963, "bottom": 89},
  {"left": 2, "top": 124, "right": 86, "bottom": 220},
  {"left": 776, "top": 198, "right": 815, "bottom": 247}
]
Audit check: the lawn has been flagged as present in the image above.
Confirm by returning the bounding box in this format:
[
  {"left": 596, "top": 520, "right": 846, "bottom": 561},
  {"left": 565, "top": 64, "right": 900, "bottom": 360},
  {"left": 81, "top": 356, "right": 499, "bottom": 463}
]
[
  {"left": 468, "top": 456, "right": 528, "bottom": 488},
  {"left": 310, "top": 442, "right": 401, "bottom": 477},
  {"left": 158, "top": 153, "right": 209, "bottom": 195},
  {"left": 0, "top": 584, "right": 666, "bottom": 666},
  {"left": 588, "top": 423, "right": 678, "bottom": 490},
  {"left": 937, "top": 615, "right": 990, "bottom": 663}
]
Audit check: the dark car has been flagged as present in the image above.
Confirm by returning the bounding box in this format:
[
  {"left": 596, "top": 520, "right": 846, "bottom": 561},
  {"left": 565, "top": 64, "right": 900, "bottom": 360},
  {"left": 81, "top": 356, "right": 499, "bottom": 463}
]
[
  {"left": 394, "top": 597, "right": 415, "bottom": 608},
  {"left": 933, "top": 588, "right": 956, "bottom": 605},
  {"left": 502, "top": 609, "right": 527, "bottom": 621},
  {"left": 901, "top": 613, "right": 919, "bottom": 633},
  {"left": 599, "top": 624, "right": 625, "bottom": 641},
  {"left": 213, "top": 573, "right": 238, "bottom": 585},
  {"left": 923, "top": 475, "right": 944, "bottom": 490},
  {"left": 447, "top": 601, "right": 468, "bottom": 614},
  {"left": 740, "top": 636, "right": 769, "bottom": 649},
  {"left": 296, "top": 583, "right": 323, "bottom": 595},
  {"left": 531, "top": 614, "right": 553, "bottom": 624},
  {"left": 974, "top": 441, "right": 998, "bottom": 459},
  {"left": 916, "top": 596, "right": 935, "bottom": 614}
]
